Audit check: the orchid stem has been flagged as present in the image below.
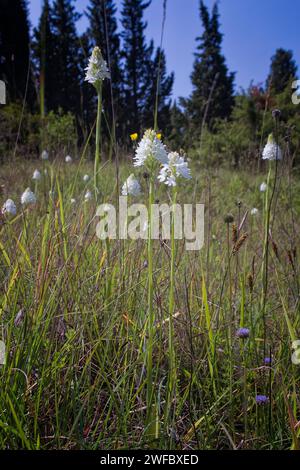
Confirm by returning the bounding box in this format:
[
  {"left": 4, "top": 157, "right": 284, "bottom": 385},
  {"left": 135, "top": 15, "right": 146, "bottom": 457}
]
[
  {"left": 94, "top": 83, "right": 102, "bottom": 201},
  {"left": 146, "top": 176, "right": 154, "bottom": 428},
  {"left": 166, "top": 185, "right": 177, "bottom": 432}
]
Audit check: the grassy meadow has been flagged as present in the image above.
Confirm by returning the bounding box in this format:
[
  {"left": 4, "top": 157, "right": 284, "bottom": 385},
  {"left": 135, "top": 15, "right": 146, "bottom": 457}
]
[{"left": 0, "top": 154, "right": 300, "bottom": 450}]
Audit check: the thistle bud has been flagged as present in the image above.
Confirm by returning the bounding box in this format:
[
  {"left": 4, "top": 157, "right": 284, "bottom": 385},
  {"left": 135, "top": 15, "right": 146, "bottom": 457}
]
[
  {"left": 224, "top": 213, "right": 234, "bottom": 224},
  {"left": 272, "top": 108, "right": 281, "bottom": 120}
]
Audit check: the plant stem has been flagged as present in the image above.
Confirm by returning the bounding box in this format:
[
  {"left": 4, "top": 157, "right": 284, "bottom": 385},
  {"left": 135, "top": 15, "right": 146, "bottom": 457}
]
[
  {"left": 261, "top": 166, "right": 271, "bottom": 356},
  {"left": 261, "top": 129, "right": 280, "bottom": 356},
  {"left": 166, "top": 186, "right": 177, "bottom": 427},
  {"left": 227, "top": 223, "right": 233, "bottom": 319},
  {"left": 146, "top": 176, "right": 154, "bottom": 425},
  {"left": 94, "top": 84, "right": 102, "bottom": 201}
]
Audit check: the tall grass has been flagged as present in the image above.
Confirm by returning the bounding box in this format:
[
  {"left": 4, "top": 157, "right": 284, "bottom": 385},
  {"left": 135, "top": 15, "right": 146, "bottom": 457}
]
[{"left": 0, "top": 158, "right": 299, "bottom": 449}]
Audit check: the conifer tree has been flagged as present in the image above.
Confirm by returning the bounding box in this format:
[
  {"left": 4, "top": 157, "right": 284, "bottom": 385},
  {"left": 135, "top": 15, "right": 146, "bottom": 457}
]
[
  {"left": 32, "top": 0, "right": 56, "bottom": 115},
  {"left": 50, "top": 0, "right": 81, "bottom": 114},
  {"left": 121, "top": 0, "right": 154, "bottom": 132},
  {"left": 143, "top": 47, "right": 174, "bottom": 131},
  {"left": 167, "top": 101, "right": 187, "bottom": 149},
  {"left": 267, "top": 48, "right": 297, "bottom": 94},
  {"left": 0, "top": 0, "right": 35, "bottom": 106},
  {"left": 186, "top": 1, "right": 235, "bottom": 130}
]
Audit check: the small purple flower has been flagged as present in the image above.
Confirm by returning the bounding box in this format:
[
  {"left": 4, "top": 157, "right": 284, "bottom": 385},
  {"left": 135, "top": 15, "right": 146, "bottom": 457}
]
[
  {"left": 264, "top": 357, "right": 272, "bottom": 365},
  {"left": 255, "top": 394, "right": 269, "bottom": 405},
  {"left": 236, "top": 327, "right": 250, "bottom": 339}
]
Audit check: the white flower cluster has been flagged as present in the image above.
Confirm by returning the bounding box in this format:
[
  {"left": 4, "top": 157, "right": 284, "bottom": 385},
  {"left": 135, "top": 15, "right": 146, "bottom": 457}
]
[
  {"left": 134, "top": 129, "right": 168, "bottom": 167},
  {"left": 85, "top": 190, "right": 92, "bottom": 201},
  {"left": 127, "top": 129, "right": 192, "bottom": 191},
  {"left": 85, "top": 46, "right": 110, "bottom": 88},
  {"left": 122, "top": 174, "right": 141, "bottom": 196},
  {"left": 32, "top": 169, "right": 41, "bottom": 181},
  {"left": 41, "top": 150, "right": 48, "bottom": 160},
  {"left": 260, "top": 182, "right": 267, "bottom": 192},
  {"left": 3, "top": 185, "right": 38, "bottom": 216},
  {"left": 158, "top": 152, "right": 191, "bottom": 187},
  {"left": 1, "top": 199, "right": 17, "bottom": 216},
  {"left": 262, "top": 134, "right": 282, "bottom": 161},
  {"left": 21, "top": 188, "right": 36, "bottom": 206},
  {"left": 65, "top": 155, "right": 72, "bottom": 163}
]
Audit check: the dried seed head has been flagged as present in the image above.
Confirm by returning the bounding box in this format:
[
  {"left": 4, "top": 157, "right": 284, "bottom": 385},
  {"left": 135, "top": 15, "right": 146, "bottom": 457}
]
[
  {"left": 287, "top": 250, "right": 295, "bottom": 271},
  {"left": 271, "top": 240, "right": 280, "bottom": 260},
  {"left": 224, "top": 213, "right": 234, "bottom": 224},
  {"left": 233, "top": 233, "right": 248, "bottom": 254},
  {"left": 232, "top": 224, "right": 238, "bottom": 244},
  {"left": 247, "top": 273, "right": 254, "bottom": 294}
]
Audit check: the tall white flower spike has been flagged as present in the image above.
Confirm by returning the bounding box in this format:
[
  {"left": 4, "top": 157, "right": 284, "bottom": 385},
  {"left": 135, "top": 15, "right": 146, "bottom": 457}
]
[
  {"left": 134, "top": 129, "right": 168, "bottom": 168},
  {"left": 158, "top": 152, "right": 192, "bottom": 187},
  {"left": 85, "top": 46, "right": 110, "bottom": 90},
  {"left": 262, "top": 134, "right": 282, "bottom": 161}
]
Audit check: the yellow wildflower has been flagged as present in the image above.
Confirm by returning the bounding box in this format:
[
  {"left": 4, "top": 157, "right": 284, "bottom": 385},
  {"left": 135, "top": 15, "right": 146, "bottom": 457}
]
[{"left": 130, "top": 133, "right": 138, "bottom": 141}]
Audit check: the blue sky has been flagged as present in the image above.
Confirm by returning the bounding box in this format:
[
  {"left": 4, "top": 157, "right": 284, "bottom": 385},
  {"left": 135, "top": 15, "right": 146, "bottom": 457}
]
[{"left": 29, "top": 0, "right": 300, "bottom": 99}]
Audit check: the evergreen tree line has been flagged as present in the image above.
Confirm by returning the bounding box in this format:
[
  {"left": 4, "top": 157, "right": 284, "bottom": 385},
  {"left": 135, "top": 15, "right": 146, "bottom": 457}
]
[
  {"left": 0, "top": 0, "right": 298, "bottom": 161},
  {"left": 0, "top": 0, "right": 175, "bottom": 144}
]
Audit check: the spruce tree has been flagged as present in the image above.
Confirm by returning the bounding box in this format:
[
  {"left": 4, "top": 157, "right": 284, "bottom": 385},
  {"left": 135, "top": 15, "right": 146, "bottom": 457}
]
[
  {"left": 167, "top": 101, "right": 187, "bottom": 149},
  {"left": 32, "top": 0, "right": 56, "bottom": 115},
  {"left": 267, "top": 48, "right": 297, "bottom": 94},
  {"left": 121, "top": 0, "right": 154, "bottom": 132},
  {"left": 0, "top": 0, "right": 35, "bottom": 106},
  {"left": 50, "top": 0, "right": 81, "bottom": 114},
  {"left": 187, "top": 1, "right": 235, "bottom": 130},
  {"left": 143, "top": 47, "right": 174, "bottom": 131}
]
